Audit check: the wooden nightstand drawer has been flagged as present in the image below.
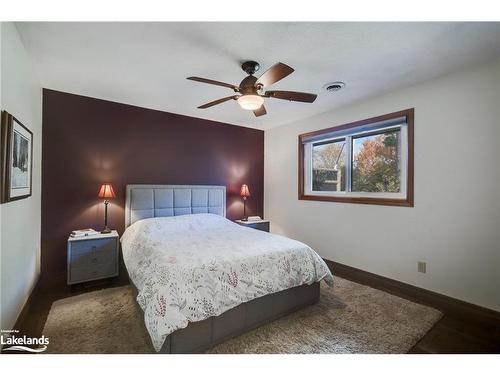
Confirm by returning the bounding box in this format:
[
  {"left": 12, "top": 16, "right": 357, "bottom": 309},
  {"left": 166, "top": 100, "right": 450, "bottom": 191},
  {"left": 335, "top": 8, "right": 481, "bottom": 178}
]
[
  {"left": 67, "top": 231, "right": 119, "bottom": 285},
  {"left": 70, "top": 262, "right": 118, "bottom": 283},
  {"left": 70, "top": 238, "right": 117, "bottom": 268}
]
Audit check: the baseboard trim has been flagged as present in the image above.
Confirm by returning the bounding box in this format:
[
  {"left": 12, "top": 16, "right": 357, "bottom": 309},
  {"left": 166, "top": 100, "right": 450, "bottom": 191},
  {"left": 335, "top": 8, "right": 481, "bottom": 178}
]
[
  {"left": 12, "top": 274, "right": 41, "bottom": 331},
  {"left": 324, "top": 259, "right": 500, "bottom": 327}
]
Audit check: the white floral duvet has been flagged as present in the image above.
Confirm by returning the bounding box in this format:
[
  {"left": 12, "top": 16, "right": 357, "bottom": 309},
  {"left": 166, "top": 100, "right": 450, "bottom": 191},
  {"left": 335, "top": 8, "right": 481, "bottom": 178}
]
[{"left": 121, "top": 213, "right": 333, "bottom": 351}]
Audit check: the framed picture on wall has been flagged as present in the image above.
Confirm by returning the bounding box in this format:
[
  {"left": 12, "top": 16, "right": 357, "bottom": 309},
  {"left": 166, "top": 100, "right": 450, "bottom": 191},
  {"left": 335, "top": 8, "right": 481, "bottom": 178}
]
[{"left": 1, "top": 110, "right": 33, "bottom": 203}]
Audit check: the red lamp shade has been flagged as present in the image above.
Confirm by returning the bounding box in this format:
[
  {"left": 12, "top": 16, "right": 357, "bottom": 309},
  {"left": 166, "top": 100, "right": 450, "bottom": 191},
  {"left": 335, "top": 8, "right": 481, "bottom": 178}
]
[
  {"left": 240, "top": 184, "right": 251, "bottom": 197},
  {"left": 98, "top": 183, "right": 116, "bottom": 199}
]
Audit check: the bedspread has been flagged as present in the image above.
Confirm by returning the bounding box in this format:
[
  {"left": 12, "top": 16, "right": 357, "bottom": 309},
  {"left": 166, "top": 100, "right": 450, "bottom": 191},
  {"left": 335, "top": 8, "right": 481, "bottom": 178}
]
[{"left": 121, "top": 213, "right": 333, "bottom": 351}]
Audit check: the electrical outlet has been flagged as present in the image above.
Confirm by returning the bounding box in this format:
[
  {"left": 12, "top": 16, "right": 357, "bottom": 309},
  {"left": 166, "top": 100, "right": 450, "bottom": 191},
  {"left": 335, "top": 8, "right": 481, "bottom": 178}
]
[{"left": 418, "top": 261, "right": 427, "bottom": 273}]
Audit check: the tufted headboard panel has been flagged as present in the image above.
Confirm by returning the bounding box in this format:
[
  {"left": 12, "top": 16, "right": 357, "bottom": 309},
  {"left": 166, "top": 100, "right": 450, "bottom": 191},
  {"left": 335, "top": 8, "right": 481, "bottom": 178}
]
[{"left": 125, "top": 184, "right": 226, "bottom": 227}]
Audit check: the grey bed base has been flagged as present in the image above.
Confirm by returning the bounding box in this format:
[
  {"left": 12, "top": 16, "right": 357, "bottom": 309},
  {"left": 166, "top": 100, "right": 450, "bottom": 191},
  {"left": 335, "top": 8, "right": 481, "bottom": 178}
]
[{"left": 130, "top": 279, "right": 320, "bottom": 354}]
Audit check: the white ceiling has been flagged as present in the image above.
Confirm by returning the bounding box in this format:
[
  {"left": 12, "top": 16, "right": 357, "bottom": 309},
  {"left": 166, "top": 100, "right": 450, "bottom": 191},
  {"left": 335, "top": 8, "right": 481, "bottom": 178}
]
[{"left": 16, "top": 22, "right": 500, "bottom": 130}]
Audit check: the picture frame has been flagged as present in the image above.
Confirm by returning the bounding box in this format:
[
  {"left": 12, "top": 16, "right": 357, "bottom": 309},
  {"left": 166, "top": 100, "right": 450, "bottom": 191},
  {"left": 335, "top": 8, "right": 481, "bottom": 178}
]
[{"left": 1, "top": 110, "right": 33, "bottom": 203}]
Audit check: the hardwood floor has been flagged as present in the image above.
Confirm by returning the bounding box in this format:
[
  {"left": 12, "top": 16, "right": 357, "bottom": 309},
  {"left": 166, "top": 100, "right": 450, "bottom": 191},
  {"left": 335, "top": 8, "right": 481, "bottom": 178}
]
[
  {"left": 10, "top": 262, "right": 500, "bottom": 354},
  {"left": 412, "top": 315, "right": 500, "bottom": 353}
]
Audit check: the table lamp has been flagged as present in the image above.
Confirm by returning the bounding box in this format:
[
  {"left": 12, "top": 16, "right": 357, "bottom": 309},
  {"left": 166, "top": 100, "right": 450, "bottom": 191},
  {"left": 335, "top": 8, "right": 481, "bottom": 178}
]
[
  {"left": 240, "top": 184, "right": 251, "bottom": 221},
  {"left": 98, "top": 183, "right": 116, "bottom": 234}
]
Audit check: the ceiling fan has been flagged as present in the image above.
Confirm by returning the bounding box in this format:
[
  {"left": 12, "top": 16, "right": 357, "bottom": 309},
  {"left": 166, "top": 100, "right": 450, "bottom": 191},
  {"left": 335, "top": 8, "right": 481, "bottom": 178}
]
[{"left": 187, "top": 61, "right": 317, "bottom": 117}]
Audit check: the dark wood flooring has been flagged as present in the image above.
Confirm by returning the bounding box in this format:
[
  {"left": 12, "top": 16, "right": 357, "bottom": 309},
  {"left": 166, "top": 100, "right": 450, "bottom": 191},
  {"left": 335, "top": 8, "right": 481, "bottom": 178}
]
[{"left": 10, "top": 261, "right": 500, "bottom": 354}]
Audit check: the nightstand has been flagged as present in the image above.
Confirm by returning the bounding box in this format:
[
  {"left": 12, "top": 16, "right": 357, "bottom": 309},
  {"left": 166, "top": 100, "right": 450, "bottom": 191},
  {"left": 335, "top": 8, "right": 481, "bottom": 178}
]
[
  {"left": 67, "top": 230, "right": 119, "bottom": 285},
  {"left": 235, "top": 219, "right": 270, "bottom": 232}
]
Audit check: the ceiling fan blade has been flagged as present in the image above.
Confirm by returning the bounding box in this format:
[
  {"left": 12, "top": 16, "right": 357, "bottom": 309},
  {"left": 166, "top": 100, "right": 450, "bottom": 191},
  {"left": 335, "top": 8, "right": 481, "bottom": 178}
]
[
  {"left": 197, "top": 95, "right": 239, "bottom": 109},
  {"left": 255, "top": 62, "right": 294, "bottom": 88},
  {"left": 187, "top": 77, "right": 239, "bottom": 90},
  {"left": 265, "top": 90, "right": 317, "bottom": 103},
  {"left": 253, "top": 105, "right": 267, "bottom": 117}
]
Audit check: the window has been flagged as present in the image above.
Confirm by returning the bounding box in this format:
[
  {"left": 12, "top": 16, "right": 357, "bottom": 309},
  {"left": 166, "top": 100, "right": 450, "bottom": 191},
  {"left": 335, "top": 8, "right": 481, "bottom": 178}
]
[
  {"left": 351, "top": 128, "right": 401, "bottom": 193},
  {"left": 312, "top": 138, "right": 346, "bottom": 192},
  {"left": 299, "top": 109, "right": 413, "bottom": 206}
]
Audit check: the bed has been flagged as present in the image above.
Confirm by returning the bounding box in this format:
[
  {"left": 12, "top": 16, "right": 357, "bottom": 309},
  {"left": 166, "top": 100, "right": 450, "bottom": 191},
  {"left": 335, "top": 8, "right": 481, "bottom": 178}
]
[{"left": 121, "top": 184, "right": 333, "bottom": 353}]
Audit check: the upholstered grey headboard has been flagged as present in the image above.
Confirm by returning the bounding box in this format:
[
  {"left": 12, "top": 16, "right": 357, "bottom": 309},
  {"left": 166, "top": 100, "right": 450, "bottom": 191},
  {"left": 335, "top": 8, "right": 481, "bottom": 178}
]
[{"left": 125, "top": 184, "right": 226, "bottom": 227}]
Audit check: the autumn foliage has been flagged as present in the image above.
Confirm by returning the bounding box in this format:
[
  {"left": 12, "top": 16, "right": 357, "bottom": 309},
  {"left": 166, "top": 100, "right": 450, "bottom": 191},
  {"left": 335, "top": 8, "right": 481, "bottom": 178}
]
[{"left": 352, "top": 132, "right": 400, "bottom": 192}]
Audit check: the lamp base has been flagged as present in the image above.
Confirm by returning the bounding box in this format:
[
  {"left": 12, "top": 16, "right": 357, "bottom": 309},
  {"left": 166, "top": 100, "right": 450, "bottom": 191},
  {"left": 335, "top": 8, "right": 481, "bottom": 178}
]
[{"left": 101, "top": 228, "right": 112, "bottom": 234}]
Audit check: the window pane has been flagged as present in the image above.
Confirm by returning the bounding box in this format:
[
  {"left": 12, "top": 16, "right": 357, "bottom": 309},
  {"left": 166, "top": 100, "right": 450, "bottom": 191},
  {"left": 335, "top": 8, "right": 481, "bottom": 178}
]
[
  {"left": 312, "top": 139, "right": 346, "bottom": 191},
  {"left": 352, "top": 129, "right": 401, "bottom": 193}
]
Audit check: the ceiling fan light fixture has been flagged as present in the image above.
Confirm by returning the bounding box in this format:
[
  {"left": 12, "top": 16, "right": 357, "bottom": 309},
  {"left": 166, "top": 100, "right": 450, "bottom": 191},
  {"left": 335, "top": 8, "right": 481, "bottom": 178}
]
[
  {"left": 237, "top": 95, "right": 264, "bottom": 110},
  {"left": 188, "top": 61, "right": 316, "bottom": 116}
]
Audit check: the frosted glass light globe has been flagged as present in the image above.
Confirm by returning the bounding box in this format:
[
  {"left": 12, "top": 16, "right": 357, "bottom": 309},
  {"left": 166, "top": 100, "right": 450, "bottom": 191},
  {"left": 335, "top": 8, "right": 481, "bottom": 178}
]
[{"left": 237, "top": 95, "right": 264, "bottom": 110}]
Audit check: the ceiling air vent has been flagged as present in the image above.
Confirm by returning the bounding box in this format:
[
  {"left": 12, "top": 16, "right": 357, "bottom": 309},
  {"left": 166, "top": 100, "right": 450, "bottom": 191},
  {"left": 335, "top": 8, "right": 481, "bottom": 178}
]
[{"left": 324, "top": 81, "right": 345, "bottom": 92}]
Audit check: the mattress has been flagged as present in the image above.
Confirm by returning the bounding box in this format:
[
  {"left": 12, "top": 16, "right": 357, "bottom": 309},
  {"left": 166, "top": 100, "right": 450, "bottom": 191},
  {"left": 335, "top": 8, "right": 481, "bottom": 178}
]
[{"left": 121, "top": 213, "right": 333, "bottom": 351}]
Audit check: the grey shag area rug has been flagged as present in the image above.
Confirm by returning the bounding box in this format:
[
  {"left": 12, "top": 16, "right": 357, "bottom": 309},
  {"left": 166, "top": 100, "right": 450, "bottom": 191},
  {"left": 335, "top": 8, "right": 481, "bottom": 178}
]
[{"left": 42, "top": 277, "right": 442, "bottom": 354}]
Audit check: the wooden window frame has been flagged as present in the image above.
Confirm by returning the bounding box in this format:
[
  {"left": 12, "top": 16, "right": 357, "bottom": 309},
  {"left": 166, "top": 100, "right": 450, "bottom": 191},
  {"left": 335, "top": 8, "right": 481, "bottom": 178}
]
[{"left": 298, "top": 108, "right": 414, "bottom": 207}]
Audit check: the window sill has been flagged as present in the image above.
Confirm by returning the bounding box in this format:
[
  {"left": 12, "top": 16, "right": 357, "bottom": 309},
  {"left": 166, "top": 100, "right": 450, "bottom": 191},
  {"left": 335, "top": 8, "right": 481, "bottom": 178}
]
[{"left": 298, "top": 193, "right": 414, "bottom": 207}]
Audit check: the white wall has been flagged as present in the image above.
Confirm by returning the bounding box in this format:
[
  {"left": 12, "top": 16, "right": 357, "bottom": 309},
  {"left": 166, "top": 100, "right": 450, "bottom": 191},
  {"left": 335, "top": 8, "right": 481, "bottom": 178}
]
[
  {"left": 0, "top": 22, "right": 42, "bottom": 330},
  {"left": 265, "top": 59, "right": 500, "bottom": 311}
]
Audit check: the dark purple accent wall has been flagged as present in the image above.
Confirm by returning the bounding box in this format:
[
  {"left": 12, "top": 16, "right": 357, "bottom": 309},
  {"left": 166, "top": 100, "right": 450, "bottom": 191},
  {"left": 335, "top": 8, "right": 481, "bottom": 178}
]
[{"left": 42, "top": 89, "right": 264, "bottom": 275}]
